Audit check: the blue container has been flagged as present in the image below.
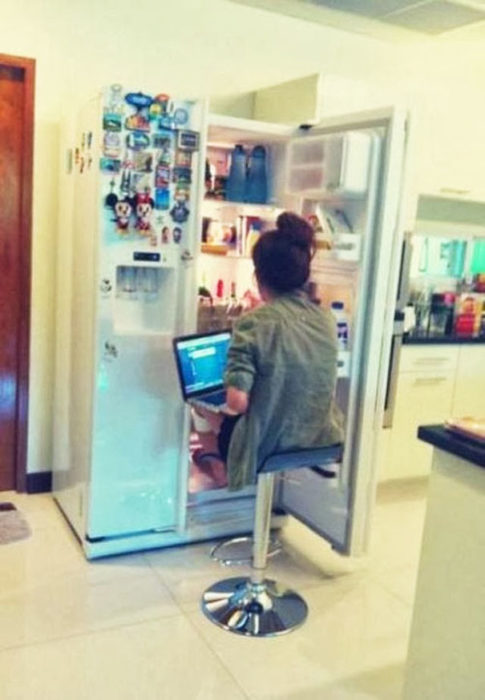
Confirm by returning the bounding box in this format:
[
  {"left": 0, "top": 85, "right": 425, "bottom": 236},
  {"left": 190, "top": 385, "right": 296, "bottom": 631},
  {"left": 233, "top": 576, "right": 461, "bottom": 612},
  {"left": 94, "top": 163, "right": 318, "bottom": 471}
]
[
  {"left": 246, "top": 145, "right": 267, "bottom": 204},
  {"left": 226, "top": 145, "right": 246, "bottom": 202}
]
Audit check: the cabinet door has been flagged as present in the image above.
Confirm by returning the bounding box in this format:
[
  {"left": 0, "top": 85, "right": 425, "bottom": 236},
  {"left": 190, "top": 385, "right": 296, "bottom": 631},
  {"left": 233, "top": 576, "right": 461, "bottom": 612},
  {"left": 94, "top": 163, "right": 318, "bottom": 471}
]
[
  {"left": 452, "top": 346, "right": 485, "bottom": 418},
  {"left": 386, "top": 371, "right": 456, "bottom": 480}
]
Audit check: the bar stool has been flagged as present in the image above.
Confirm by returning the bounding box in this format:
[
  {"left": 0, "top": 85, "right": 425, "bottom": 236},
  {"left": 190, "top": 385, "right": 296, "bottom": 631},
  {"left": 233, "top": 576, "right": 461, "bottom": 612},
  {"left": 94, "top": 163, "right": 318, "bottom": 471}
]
[{"left": 201, "top": 444, "right": 342, "bottom": 638}]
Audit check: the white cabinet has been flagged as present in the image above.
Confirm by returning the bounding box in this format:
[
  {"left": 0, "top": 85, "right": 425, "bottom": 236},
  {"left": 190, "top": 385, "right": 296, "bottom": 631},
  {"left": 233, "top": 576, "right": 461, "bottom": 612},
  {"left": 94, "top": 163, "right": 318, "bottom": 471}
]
[
  {"left": 380, "top": 344, "right": 485, "bottom": 481},
  {"left": 452, "top": 346, "right": 485, "bottom": 418},
  {"left": 380, "top": 345, "right": 458, "bottom": 481},
  {"left": 386, "top": 368, "right": 456, "bottom": 480}
]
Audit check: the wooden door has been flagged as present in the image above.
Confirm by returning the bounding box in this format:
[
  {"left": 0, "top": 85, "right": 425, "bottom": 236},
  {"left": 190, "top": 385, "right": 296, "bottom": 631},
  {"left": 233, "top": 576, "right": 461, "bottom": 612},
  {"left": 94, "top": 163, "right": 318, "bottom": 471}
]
[{"left": 0, "top": 55, "right": 34, "bottom": 491}]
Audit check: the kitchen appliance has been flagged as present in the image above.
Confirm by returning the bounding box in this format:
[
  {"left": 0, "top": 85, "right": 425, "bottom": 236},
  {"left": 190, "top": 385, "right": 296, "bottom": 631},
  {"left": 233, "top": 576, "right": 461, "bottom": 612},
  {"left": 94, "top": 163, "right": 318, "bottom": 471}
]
[
  {"left": 53, "top": 89, "right": 408, "bottom": 559},
  {"left": 383, "top": 232, "right": 412, "bottom": 428}
]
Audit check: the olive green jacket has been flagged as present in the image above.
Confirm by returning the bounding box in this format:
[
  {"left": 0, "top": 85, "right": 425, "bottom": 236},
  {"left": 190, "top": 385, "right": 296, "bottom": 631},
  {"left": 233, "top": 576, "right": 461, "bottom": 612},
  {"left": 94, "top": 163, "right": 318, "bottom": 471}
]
[{"left": 225, "top": 291, "right": 344, "bottom": 490}]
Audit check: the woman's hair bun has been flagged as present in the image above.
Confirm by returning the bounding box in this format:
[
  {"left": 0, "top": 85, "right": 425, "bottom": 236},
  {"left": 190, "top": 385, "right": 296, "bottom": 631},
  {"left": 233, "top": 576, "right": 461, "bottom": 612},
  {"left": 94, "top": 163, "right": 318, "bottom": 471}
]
[{"left": 276, "top": 212, "right": 314, "bottom": 252}]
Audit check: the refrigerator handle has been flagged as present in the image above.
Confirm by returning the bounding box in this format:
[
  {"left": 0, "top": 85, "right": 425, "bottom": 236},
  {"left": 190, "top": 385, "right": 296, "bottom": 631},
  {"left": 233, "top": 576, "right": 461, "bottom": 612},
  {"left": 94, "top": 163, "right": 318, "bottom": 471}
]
[
  {"left": 396, "top": 231, "right": 413, "bottom": 311},
  {"left": 383, "top": 329, "right": 403, "bottom": 429}
]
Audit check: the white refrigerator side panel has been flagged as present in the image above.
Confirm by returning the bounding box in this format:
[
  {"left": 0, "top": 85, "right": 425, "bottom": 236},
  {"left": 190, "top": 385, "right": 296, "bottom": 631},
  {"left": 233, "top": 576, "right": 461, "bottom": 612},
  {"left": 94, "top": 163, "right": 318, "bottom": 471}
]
[{"left": 54, "top": 96, "right": 101, "bottom": 539}]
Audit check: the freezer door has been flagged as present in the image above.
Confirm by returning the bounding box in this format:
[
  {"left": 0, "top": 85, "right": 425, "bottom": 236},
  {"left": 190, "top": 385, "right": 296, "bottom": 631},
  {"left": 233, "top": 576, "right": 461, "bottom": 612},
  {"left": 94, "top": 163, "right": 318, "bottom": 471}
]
[{"left": 277, "top": 107, "right": 409, "bottom": 555}]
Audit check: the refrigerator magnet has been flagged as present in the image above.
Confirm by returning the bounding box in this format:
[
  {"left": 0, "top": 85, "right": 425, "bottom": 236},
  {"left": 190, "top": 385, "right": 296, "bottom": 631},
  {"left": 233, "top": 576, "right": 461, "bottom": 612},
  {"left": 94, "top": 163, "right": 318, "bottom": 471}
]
[
  {"left": 106, "top": 83, "right": 124, "bottom": 115},
  {"left": 170, "top": 197, "right": 189, "bottom": 224},
  {"left": 103, "top": 113, "right": 122, "bottom": 132},
  {"left": 173, "top": 107, "right": 189, "bottom": 127},
  {"left": 126, "top": 132, "right": 150, "bottom": 151},
  {"left": 172, "top": 167, "right": 192, "bottom": 185},
  {"left": 124, "top": 92, "right": 153, "bottom": 132},
  {"left": 133, "top": 151, "right": 153, "bottom": 173},
  {"left": 155, "top": 165, "right": 170, "bottom": 188},
  {"left": 175, "top": 150, "right": 192, "bottom": 168},
  {"left": 100, "top": 157, "right": 121, "bottom": 173},
  {"left": 177, "top": 130, "right": 199, "bottom": 152},
  {"left": 172, "top": 226, "right": 182, "bottom": 244},
  {"left": 161, "top": 225, "right": 170, "bottom": 244},
  {"left": 155, "top": 188, "right": 170, "bottom": 211},
  {"left": 103, "top": 132, "right": 122, "bottom": 159}
]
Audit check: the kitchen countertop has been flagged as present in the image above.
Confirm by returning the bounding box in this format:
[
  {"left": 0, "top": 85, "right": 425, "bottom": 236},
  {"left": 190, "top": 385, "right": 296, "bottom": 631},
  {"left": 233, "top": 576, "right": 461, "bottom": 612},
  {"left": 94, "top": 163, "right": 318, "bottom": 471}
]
[
  {"left": 404, "top": 334, "right": 485, "bottom": 345},
  {"left": 417, "top": 424, "right": 485, "bottom": 469}
]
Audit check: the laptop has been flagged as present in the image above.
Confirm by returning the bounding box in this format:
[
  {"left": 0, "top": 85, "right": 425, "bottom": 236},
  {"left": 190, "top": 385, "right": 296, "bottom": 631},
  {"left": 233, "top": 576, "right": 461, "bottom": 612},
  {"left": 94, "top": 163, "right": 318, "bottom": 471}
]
[{"left": 173, "top": 330, "right": 231, "bottom": 413}]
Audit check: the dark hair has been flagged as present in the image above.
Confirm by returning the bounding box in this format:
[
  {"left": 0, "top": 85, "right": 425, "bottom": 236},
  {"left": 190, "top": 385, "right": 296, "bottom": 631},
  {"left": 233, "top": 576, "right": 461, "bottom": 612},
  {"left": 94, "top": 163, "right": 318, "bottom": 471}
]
[{"left": 252, "top": 212, "right": 315, "bottom": 294}]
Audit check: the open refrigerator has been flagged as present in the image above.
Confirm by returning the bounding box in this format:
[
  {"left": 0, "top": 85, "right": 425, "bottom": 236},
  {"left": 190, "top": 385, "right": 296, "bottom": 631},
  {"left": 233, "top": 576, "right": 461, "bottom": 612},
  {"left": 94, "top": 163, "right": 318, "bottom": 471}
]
[{"left": 53, "top": 85, "right": 408, "bottom": 559}]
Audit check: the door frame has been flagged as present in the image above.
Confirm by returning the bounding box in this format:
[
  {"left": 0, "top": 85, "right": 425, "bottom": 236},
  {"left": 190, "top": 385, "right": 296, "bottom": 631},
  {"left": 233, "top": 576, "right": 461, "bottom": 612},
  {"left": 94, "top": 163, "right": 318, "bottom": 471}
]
[{"left": 0, "top": 53, "right": 35, "bottom": 492}]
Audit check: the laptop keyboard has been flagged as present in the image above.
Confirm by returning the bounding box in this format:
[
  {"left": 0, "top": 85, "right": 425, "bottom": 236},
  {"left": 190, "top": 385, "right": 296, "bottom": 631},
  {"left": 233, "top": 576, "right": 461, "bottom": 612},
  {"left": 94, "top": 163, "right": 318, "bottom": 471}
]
[{"left": 202, "top": 391, "right": 226, "bottom": 405}]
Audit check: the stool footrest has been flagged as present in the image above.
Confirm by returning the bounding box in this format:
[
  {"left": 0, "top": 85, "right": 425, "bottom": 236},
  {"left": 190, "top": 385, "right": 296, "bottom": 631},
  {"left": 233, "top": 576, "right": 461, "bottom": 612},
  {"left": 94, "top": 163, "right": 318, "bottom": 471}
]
[
  {"left": 201, "top": 576, "right": 308, "bottom": 637},
  {"left": 210, "top": 536, "right": 282, "bottom": 567}
]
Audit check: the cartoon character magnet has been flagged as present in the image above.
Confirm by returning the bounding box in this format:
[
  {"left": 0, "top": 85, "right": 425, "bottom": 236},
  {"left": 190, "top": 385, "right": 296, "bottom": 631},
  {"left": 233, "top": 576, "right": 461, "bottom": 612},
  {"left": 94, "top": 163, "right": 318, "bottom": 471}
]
[
  {"left": 134, "top": 191, "right": 155, "bottom": 235},
  {"left": 110, "top": 195, "right": 133, "bottom": 235}
]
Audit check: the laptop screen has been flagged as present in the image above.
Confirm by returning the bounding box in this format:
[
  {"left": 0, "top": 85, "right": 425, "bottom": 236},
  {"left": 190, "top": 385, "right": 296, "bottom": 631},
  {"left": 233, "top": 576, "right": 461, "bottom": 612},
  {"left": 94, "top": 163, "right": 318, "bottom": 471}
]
[{"left": 173, "top": 331, "right": 231, "bottom": 399}]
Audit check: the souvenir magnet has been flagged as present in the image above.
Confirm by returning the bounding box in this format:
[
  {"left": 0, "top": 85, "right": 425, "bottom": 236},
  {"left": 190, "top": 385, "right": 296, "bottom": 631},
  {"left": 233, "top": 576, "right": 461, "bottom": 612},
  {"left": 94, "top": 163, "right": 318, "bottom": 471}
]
[
  {"left": 155, "top": 188, "right": 170, "bottom": 211},
  {"left": 155, "top": 164, "right": 170, "bottom": 188},
  {"left": 133, "top": 151, "right": 153, "bottom": 173},
  {"left": 100, "top": 157, "right": 121, "bottom": 173},
  {"left": 173, "top": 107, "right": 189, "bottom": 127},
  {"left": 172, "top": 226, "right": 182, "bottom": 244},
  {"left": 172, "top": 167, "right": 192, "bottom": 185},
  {"left": 125, "top": 92, "right": 153, "bottom": 132},
  {"left": 120, "top": 170, "right": 132, "bottom": 195},
  {"left": 87, "top": 132, "right": 93, "bottom": 149},
  {"left": 177, "top": 130, "right": 199, "bottom": 151},
  {"left": 126, "top": 132, "right": 150, "bottom": 151},
  {"left": 161, "top": 226, "right": 170, "bottom": 244},
  {"left": 149, "top": 94, "right": 169, "bottom": 120},
  {"left": 106, "top": 84, "right": 124, "bottom": 114},
  {"left": 170, "top": 196, "right": 189, "bottom": 223},
  {"left": 103, "top": 132, "right": 122, "bottom": 159},
  {"left": 175, "top": 150, "right": 192, "bottom": 168},
  {"left": 103, "top": 113, "right": 122, "bottom": 132}
]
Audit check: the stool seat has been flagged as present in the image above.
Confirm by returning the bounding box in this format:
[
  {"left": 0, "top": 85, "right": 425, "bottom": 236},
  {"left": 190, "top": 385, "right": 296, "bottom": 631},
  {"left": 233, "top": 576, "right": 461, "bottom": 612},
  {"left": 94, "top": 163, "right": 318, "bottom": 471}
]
[
  {"left": 202, "top": 443, "right": 343, "bottom": 637},
  {"left": 260, "top": 444, "right": 343, "bottom": 474}
]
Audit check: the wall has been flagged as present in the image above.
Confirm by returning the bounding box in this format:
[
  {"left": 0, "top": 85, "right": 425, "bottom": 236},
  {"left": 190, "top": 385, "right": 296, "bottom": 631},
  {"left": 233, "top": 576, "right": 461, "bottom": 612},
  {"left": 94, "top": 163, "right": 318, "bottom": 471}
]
[{"left": 0, "top": 0, "right": 484, "bottom": 473}]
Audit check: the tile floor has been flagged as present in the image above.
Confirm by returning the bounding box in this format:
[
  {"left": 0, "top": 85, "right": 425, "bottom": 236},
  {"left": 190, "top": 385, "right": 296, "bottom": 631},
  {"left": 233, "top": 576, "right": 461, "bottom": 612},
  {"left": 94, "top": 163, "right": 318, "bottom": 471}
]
[{"left": 0, "top": 480, "right": 428, "bottom": 699}]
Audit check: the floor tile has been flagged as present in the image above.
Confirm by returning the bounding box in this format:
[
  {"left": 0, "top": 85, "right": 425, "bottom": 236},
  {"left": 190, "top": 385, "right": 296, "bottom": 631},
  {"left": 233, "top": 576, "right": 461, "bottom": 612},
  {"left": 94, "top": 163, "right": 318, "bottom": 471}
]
[
  {"left": 0, "top": 565, "right": 180, "bottom": 651},
  {"left": 189, "top": 577, "right": 411, "bottom": 700},
  {"left": 0, "top": 616, "right": 247, "bottom": 700},
  {"left": 145, "top": 531, "right": 353, "bottom": 613}
]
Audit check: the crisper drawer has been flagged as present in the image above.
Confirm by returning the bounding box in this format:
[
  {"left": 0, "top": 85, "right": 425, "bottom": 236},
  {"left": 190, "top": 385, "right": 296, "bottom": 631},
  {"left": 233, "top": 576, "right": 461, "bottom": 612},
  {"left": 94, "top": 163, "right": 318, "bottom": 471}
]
[{"left": 399, "top": 345, "right": 459, "bottom": 374}]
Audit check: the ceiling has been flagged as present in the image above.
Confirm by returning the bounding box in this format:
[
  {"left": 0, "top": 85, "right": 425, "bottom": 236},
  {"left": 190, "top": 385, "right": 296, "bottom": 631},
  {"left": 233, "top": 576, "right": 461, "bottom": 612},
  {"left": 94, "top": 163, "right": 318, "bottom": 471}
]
[{"left": 229, "top": 0, "right": 485, "bottom": 39}]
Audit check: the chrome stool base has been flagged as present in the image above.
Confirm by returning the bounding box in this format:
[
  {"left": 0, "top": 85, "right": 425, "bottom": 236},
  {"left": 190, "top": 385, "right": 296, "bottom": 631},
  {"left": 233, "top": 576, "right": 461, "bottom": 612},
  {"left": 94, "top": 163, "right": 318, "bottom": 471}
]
[
  {"left": 201, "top": 576, "right": 308, "bottom": 637},
  {"left": 210, "top": 536, "right": 282, "bottom": 566}
]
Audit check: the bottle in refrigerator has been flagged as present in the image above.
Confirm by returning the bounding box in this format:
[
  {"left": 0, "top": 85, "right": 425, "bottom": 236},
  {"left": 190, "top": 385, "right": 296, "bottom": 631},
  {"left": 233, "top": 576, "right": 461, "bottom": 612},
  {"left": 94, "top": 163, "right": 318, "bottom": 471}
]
[
  {"left": 226, "top": 144, "right": 246, "bottom": 202},
  {"left": 245, "top": 145, "right": 267, "bottom": 204},
  {"left": 331, "top": 301, "right": 349, "bottom": 350}
]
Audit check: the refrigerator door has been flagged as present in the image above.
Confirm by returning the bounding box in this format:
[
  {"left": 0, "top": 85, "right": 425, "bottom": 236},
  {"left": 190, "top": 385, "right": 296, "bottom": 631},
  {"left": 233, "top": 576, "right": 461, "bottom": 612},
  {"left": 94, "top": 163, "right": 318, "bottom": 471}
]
[
  {"left": 86, "top": 92, "right": 206, "bottom": 539},
  {"left": 277, "top": 108, "right": 409, "bottom": 555}
]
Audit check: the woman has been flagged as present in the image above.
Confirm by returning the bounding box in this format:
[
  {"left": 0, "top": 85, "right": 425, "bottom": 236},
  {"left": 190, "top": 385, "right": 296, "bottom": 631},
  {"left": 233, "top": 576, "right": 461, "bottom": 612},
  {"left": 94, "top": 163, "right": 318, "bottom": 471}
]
[{"left": 195, "top": 211, "right": 344, "bottom": 491}]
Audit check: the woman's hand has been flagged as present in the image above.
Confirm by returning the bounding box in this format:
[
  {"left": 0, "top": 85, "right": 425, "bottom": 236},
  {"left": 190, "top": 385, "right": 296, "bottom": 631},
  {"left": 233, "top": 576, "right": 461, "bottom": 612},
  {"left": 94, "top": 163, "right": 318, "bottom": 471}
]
[{"left": 225, "top": 386, "right": 249, "bottom": 415}]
